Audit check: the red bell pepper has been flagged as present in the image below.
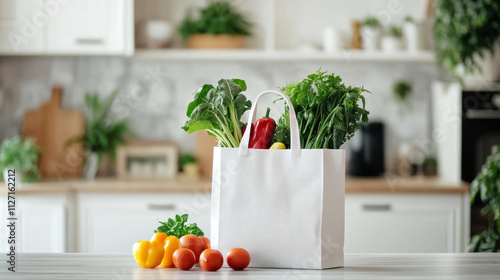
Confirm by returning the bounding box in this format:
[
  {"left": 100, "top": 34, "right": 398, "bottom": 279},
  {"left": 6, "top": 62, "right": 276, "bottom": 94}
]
[{"left": 248, "top": 108, "right": 276, "bottom": 149}]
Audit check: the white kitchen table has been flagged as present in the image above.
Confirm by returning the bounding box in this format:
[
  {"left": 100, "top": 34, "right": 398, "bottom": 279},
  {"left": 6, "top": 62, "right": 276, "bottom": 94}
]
[{"left": 1, "top": 253, "right": 499, "bottom": 279}]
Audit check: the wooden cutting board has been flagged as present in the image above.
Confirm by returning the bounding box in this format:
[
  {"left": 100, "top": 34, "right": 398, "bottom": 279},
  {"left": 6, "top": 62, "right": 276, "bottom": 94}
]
[
  {"left": 23, "top": 87, "right": 84, "bottom": 178},
  {"left": 195, "top": 131, "right": 218, "bottom": 178}
]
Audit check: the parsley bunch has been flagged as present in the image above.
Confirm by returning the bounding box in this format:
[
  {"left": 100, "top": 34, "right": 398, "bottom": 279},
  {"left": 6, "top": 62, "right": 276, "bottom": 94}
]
[
  {"left": 154, "top": 214, "right": 204, "bottom": 238},
  {"left": 277, "top": 70, "right": 370, "bottom": 149}
]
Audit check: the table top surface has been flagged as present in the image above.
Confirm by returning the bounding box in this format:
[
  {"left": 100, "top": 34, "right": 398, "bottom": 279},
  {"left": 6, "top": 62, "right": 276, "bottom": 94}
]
[{"left": 1, "top": 253, "right": 499, "bottom": 279}]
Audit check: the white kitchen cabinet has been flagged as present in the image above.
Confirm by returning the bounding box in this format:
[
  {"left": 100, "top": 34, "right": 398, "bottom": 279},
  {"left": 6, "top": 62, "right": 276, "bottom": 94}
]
[
  {"left": 77, "top": 192, "right": 211, "bottom": 253},
  {"left": 0, "top": 0, "right": 133, "bottom": 55},
  {"left": 46, "top": 0, "right": 134, "bottom": 55},
  {"left": 0, "top": 193, "right": 68, "bottom": 253},
  {"left": 345, "top": 193, "right": 469, "bottom": 253},
  {"left": 0, "top": 0, "right": 45, "bottom": 54}
]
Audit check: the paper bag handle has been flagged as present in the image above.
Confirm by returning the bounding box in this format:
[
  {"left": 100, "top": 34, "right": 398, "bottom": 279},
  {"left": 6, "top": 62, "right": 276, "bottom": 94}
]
[{"left": 239, "top": 90, "right": 301, "bottom": 157}]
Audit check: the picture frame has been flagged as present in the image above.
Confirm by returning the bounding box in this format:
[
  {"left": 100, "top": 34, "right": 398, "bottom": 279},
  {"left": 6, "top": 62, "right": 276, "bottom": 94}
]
[{"left": 116, "top": 141, "right": 178, "bottom": 178}]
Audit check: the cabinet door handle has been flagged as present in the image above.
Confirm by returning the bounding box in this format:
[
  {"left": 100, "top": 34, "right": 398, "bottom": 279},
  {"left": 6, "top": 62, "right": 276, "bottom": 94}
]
[
  {"left": 148, "top": 204, "right": 176, "bottom": 211},
  {"left": 75, "top": 38, "right": 104, "bottom": 45},
  {"left": 362, "top": 204, "right": 391, "bottom": 211}
]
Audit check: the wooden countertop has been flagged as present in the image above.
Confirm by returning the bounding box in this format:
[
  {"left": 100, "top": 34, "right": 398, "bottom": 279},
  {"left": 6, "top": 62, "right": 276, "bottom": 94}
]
[
  {"left": 0, "top": 175, "right": 468, "bottom": 194},
  {"left": 1, "top": 253, "right": 498, "bottom": 279}
]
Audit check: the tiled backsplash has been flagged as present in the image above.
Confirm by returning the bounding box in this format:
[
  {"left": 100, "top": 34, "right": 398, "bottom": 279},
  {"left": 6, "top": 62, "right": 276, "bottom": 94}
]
[{"left": 0, "top": 56, "right": 445, "bottom": 170}]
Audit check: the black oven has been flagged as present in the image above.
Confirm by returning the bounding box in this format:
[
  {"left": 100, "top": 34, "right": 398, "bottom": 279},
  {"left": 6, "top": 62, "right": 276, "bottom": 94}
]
[{"left": 461, "top": 88, "right": 500, "bottom": 235}]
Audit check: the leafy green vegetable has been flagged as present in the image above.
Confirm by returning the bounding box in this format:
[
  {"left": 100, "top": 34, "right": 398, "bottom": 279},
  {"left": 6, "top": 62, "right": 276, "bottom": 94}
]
[
  {"left": 0, "top": 136, "right": 40, "bottom": 182},
  {"left": 182, "top": 79, "right": 251, "bottom": 148},
  {"left": 154, "top": 214, "right": 204, "bottom": 238},
  {"left": 272, "top": 105, "right": 290, "bottom": 148},
  {"left": 469, "top": 145, "right": 500, "bottom": 252},
  {"left": 179, "top": 1, "right": 252, "bottom": 40},
  {"left": 434, "top": 0, "right": 500, "bottom": 81},
  {"left": 278, "top": 70, "right": 369, "bottom": 149}
]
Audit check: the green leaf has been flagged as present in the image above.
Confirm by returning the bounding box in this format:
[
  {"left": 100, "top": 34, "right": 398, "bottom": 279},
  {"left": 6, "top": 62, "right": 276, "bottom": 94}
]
[
  {"left": 219, "top": 79, "right": 242, "bottom": 98},
  {"left": 232, "top": 79, "right": 247, "bottom": 91}
]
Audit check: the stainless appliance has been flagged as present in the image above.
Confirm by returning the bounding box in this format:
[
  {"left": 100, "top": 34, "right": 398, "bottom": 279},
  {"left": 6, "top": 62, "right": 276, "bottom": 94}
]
[
  {"left": 348, "top": 122, "right": 385, "bottom": 177},
  {"left": 461, "top": 89, "right": 500, "bottom": 235},
  {"left": 461, "top": 90, "right": 500, "bottom": 182}
]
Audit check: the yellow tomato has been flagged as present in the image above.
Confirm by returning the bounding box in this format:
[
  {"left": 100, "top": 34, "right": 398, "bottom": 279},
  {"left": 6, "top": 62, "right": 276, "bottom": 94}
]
[{"left": 160, "top": 236, "right": 181, "bottom": 268}]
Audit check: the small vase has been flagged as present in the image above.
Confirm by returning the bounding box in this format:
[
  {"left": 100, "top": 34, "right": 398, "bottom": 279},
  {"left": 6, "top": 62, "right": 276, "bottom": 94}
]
[
  {"left": 83, "top": 152, "right": 99, "bottom": 180},
  {"left": 381, "top": 36, "right": 401, "bottom": 53},
  {"left": 403, "top": 22, "right": 419, "bottom": 53},
  {"left": 361, "top": 26, "right": 380, "bottom": 51}
]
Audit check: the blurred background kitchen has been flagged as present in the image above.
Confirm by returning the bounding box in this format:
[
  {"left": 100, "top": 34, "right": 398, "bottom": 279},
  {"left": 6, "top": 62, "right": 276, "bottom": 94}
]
[{"left": 1, "top": 0, "right": 499, "bottom": 254}]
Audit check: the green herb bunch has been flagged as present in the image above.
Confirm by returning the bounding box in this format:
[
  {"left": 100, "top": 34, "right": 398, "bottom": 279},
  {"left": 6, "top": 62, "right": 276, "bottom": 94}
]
[
  {"left": 404, "top": 16, "right": 416, "bottom": 23},
  {"left": 182, "top": 79, "right": 252, "bottom": 148},
  {"left": 179, "top": 1, "right": 252, "bottom": 40},
  {"left": 362, "top": 16, "right": 381, "bottom": 28},
  {"left": 0, "top": 136, "right": 40, "bottom": 182},
  {"left": 390, "top": 26, "right": 403, "bottom": 38},
  {"left": 469, "top": 146, "right": 500, "bottom": 252},
  {"left": 70, "top": 90, "right": 134, "bottom": 159},
  {"left": 434, "top": 0, "right": 500, "bottom": 81},
  {"left": 155, "top": 214, "right": 204, "bottom": 237},
  {"left": 278, "top": 70, "right": 370, "bottom": 149}
]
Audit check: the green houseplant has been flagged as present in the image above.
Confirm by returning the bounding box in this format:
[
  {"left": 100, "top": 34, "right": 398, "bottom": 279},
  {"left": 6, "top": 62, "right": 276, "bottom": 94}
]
[
  {"left": 434, "top": 0, "right": 500, "bottom": 82},
  {"left": 0, "top": 136, "right": 40, "bottom": 183},
  {"left": 179, "top": 1, "right": 252, "bottom": 49},
  {"left": 393, "top": 81, "right": 413, "bottom": 113},
  {"left": 71, "top": 90, "right": 134, "bottom": 179},
  {"left": 469, "top": 146, "right": 500, "bottom": 252}
]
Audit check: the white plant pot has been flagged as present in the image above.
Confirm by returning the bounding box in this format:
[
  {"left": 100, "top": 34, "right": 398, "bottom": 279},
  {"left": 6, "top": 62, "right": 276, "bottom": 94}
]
[
  {"left": 381, "top": 36, "right": 402, "bottom": 53},
  {"left": 83, "top": 152, "right": 99, "bottom": 180},
  {"left": 361, "top": 26, "right": 380, "bottom": 51},
  {"left": 403, "top": 22, "right": 419, "bottom": 53}
]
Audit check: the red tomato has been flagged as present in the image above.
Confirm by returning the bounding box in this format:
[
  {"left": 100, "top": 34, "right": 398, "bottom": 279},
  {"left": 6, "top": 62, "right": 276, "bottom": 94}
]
[
  {"left": 172, "top": 248, "right": 196, "bottom": 270},
  {"left": 199, "top": 249, "right": 223, "bottom": 271},
  {"left": 226, "top": 248, "right": 250, "bottom": 270},
  {"left": 179, "top": 234, "right": 205, "bottom": 261},
  {"left": 199, "top": 236, "right": 211, "bottom": 249}
]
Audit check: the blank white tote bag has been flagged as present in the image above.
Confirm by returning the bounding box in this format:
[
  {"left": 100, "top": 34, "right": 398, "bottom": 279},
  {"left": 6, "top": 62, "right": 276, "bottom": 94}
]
[{"left": 211, "top": 90, "right": 345, "bottom": 269}]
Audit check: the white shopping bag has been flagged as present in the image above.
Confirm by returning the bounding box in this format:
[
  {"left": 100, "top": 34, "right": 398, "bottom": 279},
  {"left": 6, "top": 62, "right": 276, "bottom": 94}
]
[{"left": 211, "top": 90, "right": 345, "bottom": 269}]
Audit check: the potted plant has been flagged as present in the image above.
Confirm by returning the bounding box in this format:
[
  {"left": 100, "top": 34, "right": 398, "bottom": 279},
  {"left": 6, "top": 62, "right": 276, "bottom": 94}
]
[
  {"left": 71, "top": 90, "right": 134, "bottom": 179},
  {"left": 179, "top": 1, "right": 252, "bottom": 49},
  {"left": 469, "top": 146, "right": 500, "bottom": 252},
  {"left": 0, "top": 136, "right": 40, "bottom": 183},
  {"left": 179, "top": 154, "right": 199, "bottom": 179},
  {"left": 393, "top": 81, "right": 412, "bottom": 114},
  {"left": 403, "top": 16, "right": 419, "bottom": 52},
  {"left": 434, "top": 0, "right": 500, "bottom": 83},
  {"left": 381, "top": 26, "right": 403, "bottom": 52},
  {"left": 361, "top": 16, "right": 381, "bottom": 51}
]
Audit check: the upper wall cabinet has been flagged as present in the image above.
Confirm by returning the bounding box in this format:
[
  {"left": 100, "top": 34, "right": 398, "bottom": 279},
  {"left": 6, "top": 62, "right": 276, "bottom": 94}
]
[
  {"left": 0, "top": 0, "right": 45, "bottom": 54},
  {"left": 0, "top": 0, "right": 134, "bottom": 56}
]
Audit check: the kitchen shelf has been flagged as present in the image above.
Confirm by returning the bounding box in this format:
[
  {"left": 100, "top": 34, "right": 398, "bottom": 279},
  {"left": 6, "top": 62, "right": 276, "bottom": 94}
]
[{"left": 133, "top": 49, "right": 436, "bottom": 63}]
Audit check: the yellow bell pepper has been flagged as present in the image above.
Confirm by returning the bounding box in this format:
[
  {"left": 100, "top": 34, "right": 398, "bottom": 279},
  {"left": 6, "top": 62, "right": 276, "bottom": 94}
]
[
  {"left": 132, "top": 232, "right": 167, "bottom": 268},
  {"left": 160, "top": 236, "right": 181, "bottom": 268}
]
